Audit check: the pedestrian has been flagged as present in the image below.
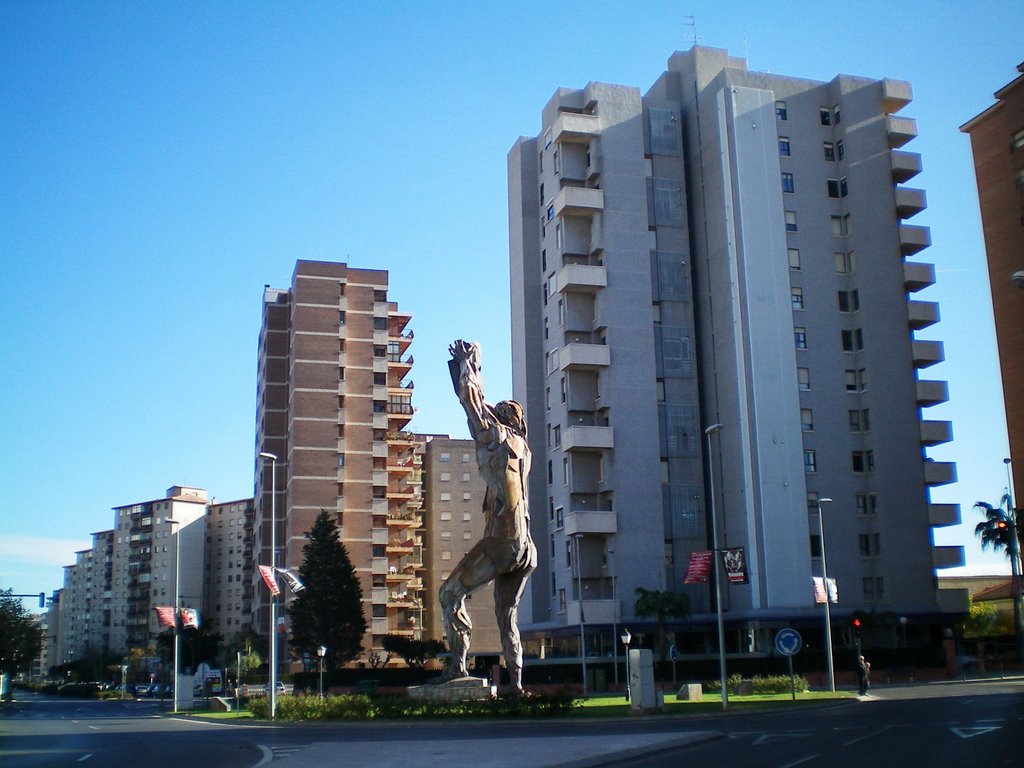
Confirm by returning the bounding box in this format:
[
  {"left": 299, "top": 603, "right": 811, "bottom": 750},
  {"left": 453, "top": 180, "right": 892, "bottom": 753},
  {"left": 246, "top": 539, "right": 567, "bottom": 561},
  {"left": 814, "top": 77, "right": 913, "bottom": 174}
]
[{"left": 857, "top": 654, "right": 871, "bottom": 696}]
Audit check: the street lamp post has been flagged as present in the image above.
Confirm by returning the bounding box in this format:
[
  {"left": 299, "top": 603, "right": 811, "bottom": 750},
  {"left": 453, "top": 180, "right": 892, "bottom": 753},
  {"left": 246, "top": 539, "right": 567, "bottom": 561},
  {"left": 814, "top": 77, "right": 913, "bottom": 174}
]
[
  {"left": 259, "top": 451, "right": 279, "bottom": 720},
  {"left": 1004, "top": 458, "right": 1023, "bottom": 663},
  {"left": 168, "top": 518, "right": 181, "bottom": 714},
  {"left": 608, "top": 547, "right": 619, "bottom": 690},
  {"left": 317, "top": 646, "right": 327, "bottom": 698},
  {"left": 704, "top": 423, "right": 728, "bottom": 711},
  {"left": 620, "top": 629, "right": 631, "bottom": 702},
  {"left": 815, "top": 497, "right": 835, "bottom": 692},
  {"left": 574, "top": 533, "right": 587, "bottom": 698}
]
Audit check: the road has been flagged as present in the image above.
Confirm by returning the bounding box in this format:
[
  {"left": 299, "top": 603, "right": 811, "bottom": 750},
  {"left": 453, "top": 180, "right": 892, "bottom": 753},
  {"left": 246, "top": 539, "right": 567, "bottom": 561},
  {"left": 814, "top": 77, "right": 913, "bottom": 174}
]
[{"left": 1, "top": 679, "right": 1021, "bottom": 768}]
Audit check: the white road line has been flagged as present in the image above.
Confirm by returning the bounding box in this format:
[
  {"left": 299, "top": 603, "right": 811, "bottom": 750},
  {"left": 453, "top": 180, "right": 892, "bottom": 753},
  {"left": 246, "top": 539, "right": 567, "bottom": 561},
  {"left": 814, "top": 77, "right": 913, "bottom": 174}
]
[
  {"left": 779, "top": 755, "right": 819, "bottom": 768},
  {"left": 77, "top": 755, "right": 93, "bottom": 762},
  {"left": 842, "top": 725, "right": 893, "bottom": 746},
  {"left": 252, "top": 745, "right": 273, "bottom": 768}
]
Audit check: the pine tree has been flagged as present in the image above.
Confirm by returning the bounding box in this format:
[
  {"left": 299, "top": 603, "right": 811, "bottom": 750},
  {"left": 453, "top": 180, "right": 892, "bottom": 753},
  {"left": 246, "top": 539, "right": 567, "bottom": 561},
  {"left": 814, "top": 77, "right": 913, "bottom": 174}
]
[{"left": 288, "top": 510, "right": 366, "bottom": 669}]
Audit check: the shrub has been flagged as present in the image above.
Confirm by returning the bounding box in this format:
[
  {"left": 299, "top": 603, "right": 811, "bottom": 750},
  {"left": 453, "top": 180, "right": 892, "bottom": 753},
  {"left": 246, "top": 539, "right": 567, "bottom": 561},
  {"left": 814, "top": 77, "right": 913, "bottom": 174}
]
[{"left": 702, "top": 673, "right": 807, "bottom": 695}]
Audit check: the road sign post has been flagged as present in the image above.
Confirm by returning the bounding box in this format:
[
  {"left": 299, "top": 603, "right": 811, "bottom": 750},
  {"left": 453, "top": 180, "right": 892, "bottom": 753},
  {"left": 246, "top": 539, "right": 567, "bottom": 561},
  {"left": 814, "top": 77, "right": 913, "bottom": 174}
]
[{"left": 774, "top": 628, "right": 802, "bottom": 701}]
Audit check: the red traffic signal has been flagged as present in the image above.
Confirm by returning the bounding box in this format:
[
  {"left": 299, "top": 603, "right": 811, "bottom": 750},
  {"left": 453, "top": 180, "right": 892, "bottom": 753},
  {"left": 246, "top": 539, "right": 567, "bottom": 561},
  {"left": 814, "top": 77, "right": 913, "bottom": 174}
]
[{"left": 995, "top": 520, "right": 1008, "bottom": 530}]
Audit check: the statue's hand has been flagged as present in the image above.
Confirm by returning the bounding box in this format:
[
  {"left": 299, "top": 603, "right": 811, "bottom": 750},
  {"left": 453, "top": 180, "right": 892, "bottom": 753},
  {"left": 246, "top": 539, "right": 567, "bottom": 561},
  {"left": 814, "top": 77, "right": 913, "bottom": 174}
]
[{"left": 449, "top": 339, "right": 480, "bottom": 368}]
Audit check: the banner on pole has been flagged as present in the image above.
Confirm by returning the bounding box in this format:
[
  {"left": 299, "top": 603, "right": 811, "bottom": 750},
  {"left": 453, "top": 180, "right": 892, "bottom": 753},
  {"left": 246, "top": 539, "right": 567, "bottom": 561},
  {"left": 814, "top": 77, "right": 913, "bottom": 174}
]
[
  {"left": 812, "top": 577, "right": 839, "bottom": 604},
  {"left": 683, "top": 550, "right": 712, "bottom": 583},
  {"left": 259, "top": 565, "right": 281, "bottom": 596},
  {"left": 180, "top": 608, "right": 200, "bottom": 629},
  {"left": 723, "top": 547, "right": 748, "bottom": 585},
  {"left": 154, "top": 605, "right": 176, "bottom": 628}
]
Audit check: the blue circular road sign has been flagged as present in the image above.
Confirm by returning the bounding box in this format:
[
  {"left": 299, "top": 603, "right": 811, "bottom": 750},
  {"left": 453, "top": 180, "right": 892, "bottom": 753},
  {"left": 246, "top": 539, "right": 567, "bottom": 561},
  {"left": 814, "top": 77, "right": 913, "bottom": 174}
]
[{"left": 774, "top": 628, "right": 802, "bottom": 656}]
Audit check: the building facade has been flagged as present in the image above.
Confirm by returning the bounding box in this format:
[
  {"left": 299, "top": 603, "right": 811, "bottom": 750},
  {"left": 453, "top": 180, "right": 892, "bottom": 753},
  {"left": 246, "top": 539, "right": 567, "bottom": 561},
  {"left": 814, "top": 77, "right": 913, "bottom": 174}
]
[
  {"left": 204, "top": 498, "right": 256, "bottom": 642},
  {"left": 421, "top": 435, "right": 500, "bottom": 662},
  {"left": 253, "top": 260, "right": 422, "bottom": 663},
  {"left": 509, "top": 45, "right": 965, "bottom": 663},
  {"left": 961, "top": 62, "right": 1024, "bottom": 503}
]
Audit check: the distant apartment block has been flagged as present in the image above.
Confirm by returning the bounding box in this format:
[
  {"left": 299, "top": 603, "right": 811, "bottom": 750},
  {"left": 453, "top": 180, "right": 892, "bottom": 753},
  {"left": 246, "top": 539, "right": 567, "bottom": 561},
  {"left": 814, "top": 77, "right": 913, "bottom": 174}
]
[
  {"left": 961, "top": 62, "right": 1024, "bottom": 500},
  {"left": 204, "top": 498, "right": 256, "bottom": 641},
  {"left": 254, "top": 260, "right": 422, "bottom": 663},
  {"left": 509, "top": 45, "right": 964, "bottom": 666}
]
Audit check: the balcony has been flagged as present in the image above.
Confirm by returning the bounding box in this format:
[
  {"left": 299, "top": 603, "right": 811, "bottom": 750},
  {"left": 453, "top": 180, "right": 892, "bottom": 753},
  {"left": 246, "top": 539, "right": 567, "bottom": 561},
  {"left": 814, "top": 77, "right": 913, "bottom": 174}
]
[
  {"left": 566, "top": 598, "right": 619, "bottom": 626},
  {"left": 554, "top": 263, "right": 607, "bottom": 295},
  {"left": 563, "top": 510, "right": 617, "bottom": 536},
  {"left": 932, "top": 545, "right": 964, "bottom": 569},
  {"left": 904, "top": 261, "right": 936, "bottom": 292},
  {"left": 920, "top": 420, "right": 953, "bottom": 446},
  {"left": 386, "top": 511, "right": 421, "bottom": 527},
  {"left": 929, "top": 503, "right": 961, "bottom": 527},
  {"left": 887, "top": 115, "right": 918, "bottom": 148},
  {"left": 551, "top": 111, "right": 600, "bottom": 144},
  {"left": 559, "top": 343, "right": 611, "bottom": 371},
  {"left": 907, "top": 300, "right": 940, "bottom": 330},
  {"left": 553, "top": 186, "right": 604, "bottom": 218},
  {"left": 912, "top": 340, "right": 944, "bottom": 368},
  {"left": 562, "top": 425, "right": 614, "bottom": 452},
  {"left": 891, "top": 150, "right": 923, "bottom": 183},
  {"left": 916, "top": 379, "right": 949, "bottom": 406},
  {"left": 937, "top": 588, "right": 969, "bottom": 613},
  {"left": 923, "top": 461, "right": 957, "bottom": 486},
  {"left": 894, "top": 187, "right": 927, "bottom": 219},
  {"left": 882, "top": 78, "right": 913, "bottom": 114},
  {"left": 899, "top": 223, "right": 931, "bottom": 255}
]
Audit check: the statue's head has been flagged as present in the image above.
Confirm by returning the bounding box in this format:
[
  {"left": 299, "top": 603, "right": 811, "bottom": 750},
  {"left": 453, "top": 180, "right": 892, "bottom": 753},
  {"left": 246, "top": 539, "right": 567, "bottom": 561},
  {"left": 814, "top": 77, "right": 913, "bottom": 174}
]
[{"left": 495, "top": 400, "right": 527, "bottom": 437}]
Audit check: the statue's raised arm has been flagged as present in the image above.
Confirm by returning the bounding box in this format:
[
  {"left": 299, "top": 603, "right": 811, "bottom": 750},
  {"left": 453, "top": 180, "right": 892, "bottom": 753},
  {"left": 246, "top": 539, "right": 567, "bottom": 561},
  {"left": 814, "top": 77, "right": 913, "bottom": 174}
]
[{"left": 448, "top": 339, "right": 494, "bottom": 442}]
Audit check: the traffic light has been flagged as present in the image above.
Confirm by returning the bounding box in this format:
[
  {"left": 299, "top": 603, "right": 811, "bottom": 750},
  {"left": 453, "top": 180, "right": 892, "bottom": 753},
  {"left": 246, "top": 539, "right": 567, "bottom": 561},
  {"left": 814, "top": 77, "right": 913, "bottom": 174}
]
[
  {"left": 38, "top": 592, "right": 45, "bottom": 608},
  {"left": 852, "top": 617, "right": 862, "bottom": 638},
  {"left": 995, "top": 520, "right": 1008, "bottom": 530}
]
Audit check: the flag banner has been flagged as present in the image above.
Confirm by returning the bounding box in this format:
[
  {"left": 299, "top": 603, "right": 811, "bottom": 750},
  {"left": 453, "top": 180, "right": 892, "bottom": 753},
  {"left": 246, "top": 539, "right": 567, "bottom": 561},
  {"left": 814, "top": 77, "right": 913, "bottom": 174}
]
[
  {"left": 813, "top": 577, "right": 839, "bottom": 604},
  {"left": 180, "top": 608, "right": 200, "bottom": 629},
  {"left": 276, "top": 567, "right": 306, "bottom": 594},
  {"left": 683, "top": 550, "right": 712, "bottom": 583},
  {"left": 259, "top": 564, "right": 281, "bottom": 596},
  {"left": 723, "top": 547, "right": 748, "bottom": 584},
  {"left": 154, "top": 605, "right": 176, "bottom": 628}
]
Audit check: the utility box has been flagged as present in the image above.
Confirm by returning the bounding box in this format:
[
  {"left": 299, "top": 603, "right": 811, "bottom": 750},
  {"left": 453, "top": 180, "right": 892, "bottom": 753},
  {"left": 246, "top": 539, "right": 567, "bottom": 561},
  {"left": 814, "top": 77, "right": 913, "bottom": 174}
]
[{"left": 628, "top": 649, "right": 657, "bottom": 712}]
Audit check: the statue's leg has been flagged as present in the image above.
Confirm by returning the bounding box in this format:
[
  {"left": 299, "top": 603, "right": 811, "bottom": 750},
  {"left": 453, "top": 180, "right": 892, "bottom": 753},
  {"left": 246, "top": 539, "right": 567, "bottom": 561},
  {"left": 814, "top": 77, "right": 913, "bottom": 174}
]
[
  {"left": 435, "top": 541, "right": 499, "bottom": 683},
  {"left": 494, "top": 568, "right": 531, "bottom": 693}
]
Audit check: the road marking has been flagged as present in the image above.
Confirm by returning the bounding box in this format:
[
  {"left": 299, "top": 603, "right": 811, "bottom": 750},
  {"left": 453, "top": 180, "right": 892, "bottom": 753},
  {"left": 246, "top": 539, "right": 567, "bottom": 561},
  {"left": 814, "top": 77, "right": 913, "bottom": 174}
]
[
  {"left": 87, "top": 725, "right": 100, "bottom": 730},
  {"left": 843, "top": 725, "right": 895, "bottom": 746},
  {"left": 253, "top": 745, "right": 273, "bottom": 767},
  {"left": 77, "top": 755, "right": 93, "bottom": 762},
  {"left": 779, "top": 756, "right": 819, "bottom": 768},
  {"left": 752, "top": 732, "right": 815, "bottom": 745},
  {"left": 951, "top": 726, "right": 1001, "bottom": 739}
]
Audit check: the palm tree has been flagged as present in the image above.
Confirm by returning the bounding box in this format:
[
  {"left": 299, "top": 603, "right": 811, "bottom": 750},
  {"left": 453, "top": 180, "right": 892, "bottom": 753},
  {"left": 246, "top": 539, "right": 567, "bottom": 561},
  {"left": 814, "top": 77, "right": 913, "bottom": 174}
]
[
  {"left": 633, "top": 588, "right": 690, "bottom": 661},
  {"left": 974, "top": 495, "right": 1018, "bottom": 556}
]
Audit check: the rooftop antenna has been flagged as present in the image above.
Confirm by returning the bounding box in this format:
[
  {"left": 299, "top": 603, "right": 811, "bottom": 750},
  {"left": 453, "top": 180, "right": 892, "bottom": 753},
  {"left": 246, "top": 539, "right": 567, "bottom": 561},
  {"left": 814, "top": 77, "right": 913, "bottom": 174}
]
[{"left": 685, "top": 15, "right": 702, "bottom": 47}]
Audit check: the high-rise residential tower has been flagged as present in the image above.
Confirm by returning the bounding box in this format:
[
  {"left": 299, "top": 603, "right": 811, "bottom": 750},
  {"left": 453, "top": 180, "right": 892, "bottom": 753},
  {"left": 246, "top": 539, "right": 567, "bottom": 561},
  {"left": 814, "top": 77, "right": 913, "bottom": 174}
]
[
  {"left": 254, "top": 260, "right": 421, "bottom": 663},
  {"left": 509, "top": 46, "right": 965, "bottom": 664}
]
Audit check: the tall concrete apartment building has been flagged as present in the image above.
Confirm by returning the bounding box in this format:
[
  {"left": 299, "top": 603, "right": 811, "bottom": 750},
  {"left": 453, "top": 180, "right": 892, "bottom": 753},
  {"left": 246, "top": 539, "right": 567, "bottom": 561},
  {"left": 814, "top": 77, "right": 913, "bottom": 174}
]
[
  {"left": 254, "top": 260, "right": 422, "bottom": 662},
  {"left": 421, "top": 436, "right": 500, "bottom": 662},
  {"left": 509, "top": 46, "right": 965, "bottom": 662},
  {"left": 56, "top": 530, "right": 113, "bottom": 667},
  {"left": 204, "top": 498, "right": 256, "bottom": 641},
  {"left": 961, "top": 62, "right": 1024, "bottom": 501}
]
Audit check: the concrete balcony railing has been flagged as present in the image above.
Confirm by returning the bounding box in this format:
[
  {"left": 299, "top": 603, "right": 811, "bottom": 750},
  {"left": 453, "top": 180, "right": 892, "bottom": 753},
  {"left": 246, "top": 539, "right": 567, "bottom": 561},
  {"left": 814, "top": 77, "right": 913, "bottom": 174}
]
[
  {"left": 559, "top": 343, "right": 611, "bottom": 371},
  {"left": 912, "top": 340, "right": 944, "bottom": 368},
  {"left": 566, "top": 598, "right": 619, "bottom": 626},
  {"left": 563, "top": 510, "right": 617, "bottom": 536},
  {"left": 554, "top": 186, "right": 604, "bottom": 218},
  {"left": 916, "top": 379, "right": 949, "bottom": 407},
  {"left": 882, "top": 78, "right": 913, "bottom": 113},
  {"left": 555, "top": 263, "right": 607, "bottom": 294},
  {"left": 904, "top": 261, "right": 935, "bottom": 292},
  {"left": 887, "top": 115, "right": 918, "bottom": 148},
  {"left": 563, "top": 425, "right": 614, "bottom": 451},
  {"left": 932, "top": 545, "right": 964, "bottom": 569},
  {"left": 923, "top": 461, "right": 957, "bottom": 486},
  {"left": 551, "top": 111, "right": 601, "bottom": 144},
  {"left": 928, "top": 503, "right": 961, "bottom": 527},
  {"left": 920, "top": 420, "right": 953, "bottom": 446},
  {"left": 899, "top": 223, "right": 931, "bottom": 255},
  {"left": 891, "top": 150, "right": 923, "bottom": 183},
  {"left": 907, "top": 300, "right": 940, "bottom": 330},
  {"left": 894, "top": 187, "right": 927, "bottom": 219}
]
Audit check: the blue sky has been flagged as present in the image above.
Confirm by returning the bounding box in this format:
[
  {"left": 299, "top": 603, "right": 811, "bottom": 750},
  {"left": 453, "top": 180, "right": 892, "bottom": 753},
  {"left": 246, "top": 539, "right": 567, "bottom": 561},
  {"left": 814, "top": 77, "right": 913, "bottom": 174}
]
[{"left": 2, "top": 1, "right": 1020, "bottom": 612}]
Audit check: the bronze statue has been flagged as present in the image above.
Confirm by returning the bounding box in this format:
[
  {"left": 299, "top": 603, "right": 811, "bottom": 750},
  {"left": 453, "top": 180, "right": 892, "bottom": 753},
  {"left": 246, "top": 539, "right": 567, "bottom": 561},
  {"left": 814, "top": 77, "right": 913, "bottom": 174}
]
[{"left": 434, "top": 340, "right": 536, "bottom": 693}]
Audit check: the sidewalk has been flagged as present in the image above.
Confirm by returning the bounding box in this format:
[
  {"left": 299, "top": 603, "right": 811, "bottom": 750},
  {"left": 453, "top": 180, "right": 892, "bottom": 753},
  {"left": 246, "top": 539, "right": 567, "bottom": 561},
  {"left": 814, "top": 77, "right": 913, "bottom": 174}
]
[{"left": 263, "top": 730, "right": 721, "bottom": 768}]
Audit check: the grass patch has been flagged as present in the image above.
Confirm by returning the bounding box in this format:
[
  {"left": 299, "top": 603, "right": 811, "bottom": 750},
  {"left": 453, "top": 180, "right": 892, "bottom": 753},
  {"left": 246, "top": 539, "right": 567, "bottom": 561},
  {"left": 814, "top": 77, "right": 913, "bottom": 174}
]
[{"left": 569, "top": 690, "right": 854, "bottom": 717}]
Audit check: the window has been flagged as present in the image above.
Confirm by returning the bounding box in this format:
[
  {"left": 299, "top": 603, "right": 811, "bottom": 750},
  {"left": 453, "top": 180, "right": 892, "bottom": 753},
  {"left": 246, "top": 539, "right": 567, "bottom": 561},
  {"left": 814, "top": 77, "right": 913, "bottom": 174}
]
[
  {"left": 558, "top": 588, "right": 566, "bottom": 610},
  {"left": 840, "top": 177, "right": 849, "bottom": 197},
  {"left": 828, "top": 178, "right": 840, "bottom": 198},
  {"left": 373, "top": 317, "right": 387, "bottom": 330},
  {"left": 560, "top": 377, "right": 566, "bottom": 403},
  {"left": 852, "top": 450, "right": 874, "bottom": 473},
  {"left": 791, "top": 287, "right": 804, "bottom": 310},
  {"left": 856, "top": 493, "right": 868, "bottom": 515},
  {"left": 1017, "top": 168, "right": 1024, "bottom": 191},
  {"left": 775, "top": 100, "right": 788, "bottom": 121},
  {"left": 835, "top": 251, "right": 856, "bottom": 274},
  {"left": 545, "top": 387, "right": 551, "bottom": 410},
  {"left": 849, "top": 409, "right": 863, "bottom": 432},
  {"left": 820, "top": 107, "right": 831, "bottom": 126},
  {"left": 845, "top": 368, "right": 867, "bottom": 392},
  {"left": 788, "top": 248, "right": 801, "bottom": 270},
  {"left": 553, "top": 425, "right": 561, "bottom": 447},
  {"left": 785, "top": 210, "right": 798, "bottom": 232},
  {"left": 837, "top": 289, "right": 860, "bottom": 312},
  {"left": 338, "top": 367, "right": 345, "bottom": 381},
  {"left": 440, "top": 511, "right": 452, "bottom": 521},
  {"left": 562, "top": 457, "right": 569, "bottom": 485},
  {"left": 837, "top": 140, "right": 845, "bottom": 161},
  {"left": 804, "top": 450, "right": 817, "bottom": 473},
  {"left": 794, "top": 327, "right": 807, "bottom": 349},
  {"left": 782, "top": 172, "right": 795, "bottom": 193},
  {"left": 823, "top": 142, "right": 835, "bottom": 161},
  {"left": 841, "top": 329, "right": 864, "bottom": 352},
  {"left": 810, "top": 534, "right": 822, "bottom": 558},
  {"left": 565, "top": 540, "right": 572, "bottom": 568},
  {"left": 797, "top": 367, "right": 811, "bottom": 391},
  {"left": 779, "top": 137, "right": 791, "bottom": 156},
  {"left": 801, "top": 408, "right": 814, "bottom": 431},
  {"left": 833, "top": 105, "right": 841, "bottom": 125},
  {"left": 1014, "top": 128, "right": 1024, "bottom": 152}
]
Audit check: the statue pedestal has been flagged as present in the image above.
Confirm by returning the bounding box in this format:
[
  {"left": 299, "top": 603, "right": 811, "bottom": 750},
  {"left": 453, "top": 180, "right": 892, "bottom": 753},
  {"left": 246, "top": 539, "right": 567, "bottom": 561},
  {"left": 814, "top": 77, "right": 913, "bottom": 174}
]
[{"left": 407, "top": 676, "right": 494, "bottom": 702}]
